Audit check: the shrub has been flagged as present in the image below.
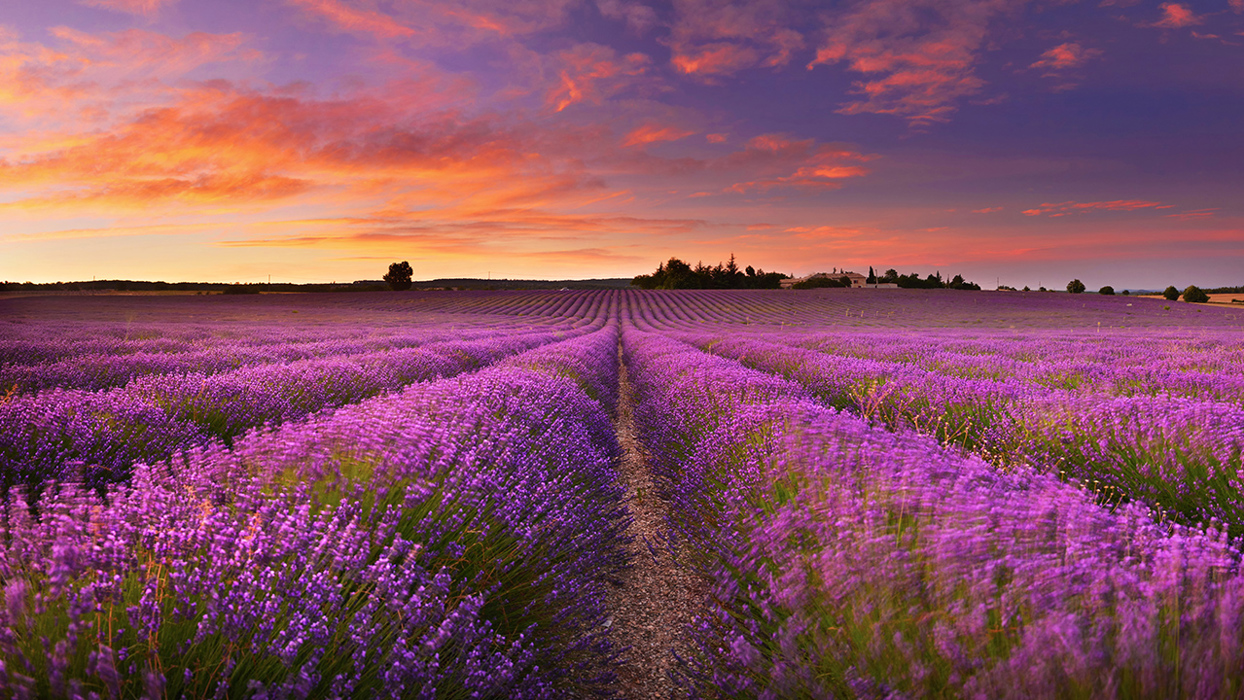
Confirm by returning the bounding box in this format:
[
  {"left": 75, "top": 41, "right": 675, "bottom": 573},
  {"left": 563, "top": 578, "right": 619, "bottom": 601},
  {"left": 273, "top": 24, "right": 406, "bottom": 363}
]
[
  {"left": 1163, "top": 286, "right": 1180, "bottom": 301},
  {"left": 1066, "top": 279, "right": 1086, "bottom": 294},
  {"left": 1099, "top": 285, "right": 1114, "bottom": 295},
  {"left": 1183, "top": 285, "right": 1209, "bottom": 303}
]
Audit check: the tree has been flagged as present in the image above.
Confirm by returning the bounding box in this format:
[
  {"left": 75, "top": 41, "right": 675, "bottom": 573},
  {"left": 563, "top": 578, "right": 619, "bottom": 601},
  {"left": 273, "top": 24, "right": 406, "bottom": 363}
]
[
  {"left": 1163, "top": 286, "right": 1181, "bottom": 301},
  {"left": 867, "top": 266, "right": 877, "bottom": 284},
  {"left": 1182, "top": 285, "right": 1209, "bottom": 303},
  {"left": 1066, "top": 279, "right": 1086, "bottom": 294},
  {"left": 1121, "top": 289, "right": 1130, "bottom": 296},
  {"left": 1099, "top": 285, "right": 1115, "bottom": 295},
  {"left": 384, "top": 261, "right": 413, "bottom": 291}
]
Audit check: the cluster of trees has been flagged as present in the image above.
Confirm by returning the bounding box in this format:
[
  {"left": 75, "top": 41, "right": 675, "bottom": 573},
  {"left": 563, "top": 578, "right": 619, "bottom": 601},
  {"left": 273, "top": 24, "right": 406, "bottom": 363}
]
[
  {"left": 1067, "top": 280, "right": 1128, "bottom": 296},
  {"left": 631, "top": 256, "right": 787, "bottom": 290},
  {"left": 1164, "top": 285, "right": 1210, "bottom": 303},
  {"left": 872, "top": 268, "right": 981, "bottom": 291},
  {"left": 1066, "top": 279, "right": 1210, "bottom": 302}
]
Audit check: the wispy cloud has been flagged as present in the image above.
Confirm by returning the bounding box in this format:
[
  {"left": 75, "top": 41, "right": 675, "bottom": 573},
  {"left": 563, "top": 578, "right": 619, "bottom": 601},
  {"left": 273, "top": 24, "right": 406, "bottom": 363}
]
[
  {"left": 1152, "top": 3, "right": 1201, "bottom": 28},
  {"left": 1021, "top": 200, "right": 1170, "bottom": 216},
  {"left": 285, "top": 0, "right": 416, "bottom": 40},
  {"left": 664, "top": 0, "right": 805, "bottom": 79},
  {"left": 78, "top": 0, "right": 176, "bottom": 17},
  {"left": 1029, "top": 42, "right": 1103, "bottom": 72},
  {"left": 545, "top": 44, "right": 651, "bottom": 112},
  {"left": 808, "top": 0, "right": 1024, "bottom": 127},
  {"left": 623, "top": 123, "right": 695, "bottom": 147}
]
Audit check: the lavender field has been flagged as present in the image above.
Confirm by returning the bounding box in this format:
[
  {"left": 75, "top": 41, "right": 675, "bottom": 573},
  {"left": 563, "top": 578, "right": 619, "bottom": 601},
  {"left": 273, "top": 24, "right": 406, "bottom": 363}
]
[{"left": 2, "top": 289, "right": 1244, "bottom": 698}]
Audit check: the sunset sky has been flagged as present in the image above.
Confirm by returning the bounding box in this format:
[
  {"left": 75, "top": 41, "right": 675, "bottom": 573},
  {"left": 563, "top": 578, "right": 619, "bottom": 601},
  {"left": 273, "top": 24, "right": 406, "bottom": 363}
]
[{"left": 1, "top": 0, "right": 1241, "bottom": 289}]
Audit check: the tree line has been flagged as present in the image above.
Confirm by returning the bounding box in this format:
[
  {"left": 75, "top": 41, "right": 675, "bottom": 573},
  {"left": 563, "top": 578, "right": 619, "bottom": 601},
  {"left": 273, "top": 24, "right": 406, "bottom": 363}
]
[
  {"left": 867, "top": 267, "right": 980, "bottom": 290},
  {"left": 631, "top": 256, "right": 787, "bottom": 290}
]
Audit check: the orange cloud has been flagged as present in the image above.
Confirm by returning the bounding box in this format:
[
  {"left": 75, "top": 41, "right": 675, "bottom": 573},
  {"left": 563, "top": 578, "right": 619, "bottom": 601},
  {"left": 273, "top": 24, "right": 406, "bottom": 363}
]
[
  {"left": 724, "top": 134, "right": 873, "bottom": 192},
  {"left": 623, "top": 123, "right": 696, "bottom": 147},
  {"left": 1021, "top": 200, "right": 1168, "bottom": 216},
  {"left": 0, "top": 79, "right": 559, "bottom": 214},
  {"left": 972, "top": 206, "right": 1003, "bottom": 213},
  {"left": 808, "top": 0, "right": 1021, "bottom": 126},
  {"left": 79, "top": 0, "right": 176, "bottom": 16},
  {"left": 1029, "top": 42, "right": 1103, "bottom": 72},
  {"left": 1153, "top": 3, "right": 1200, "bottom": 28},
  {"left": 0, "top": 26, "right": 263, "bottom": 137},
  {"left": 546, "top": 44, "right": 650, "bottom": 112}
]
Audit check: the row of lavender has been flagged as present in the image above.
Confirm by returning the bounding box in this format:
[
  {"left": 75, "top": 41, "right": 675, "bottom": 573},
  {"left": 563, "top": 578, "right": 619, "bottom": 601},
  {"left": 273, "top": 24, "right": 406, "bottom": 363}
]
[
  {"left": 0, "top": 292, "right": 623, "bottom": 496},
  {"left": 0, "top": 326, "right": 526, "bottom": 394},
  {"left": 0, "top": 324, "right": 631, "bottom": 698},
  {"left": 621, "top": 324, "right": 1244, "bottom": 697},
  {"left": 0, "top": 325, "right": 606, "bottom": 496},
  {"left": 623, "top": 295, "right": 1244, "bottom": 532},
  {"left": 655, "top": 329, "right": 1244, "bottom": 536}
]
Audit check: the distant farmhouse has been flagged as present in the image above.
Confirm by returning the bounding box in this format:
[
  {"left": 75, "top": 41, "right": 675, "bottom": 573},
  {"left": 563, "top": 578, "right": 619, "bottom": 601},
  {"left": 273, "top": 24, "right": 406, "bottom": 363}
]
[{"left": 781, "top": 270, "right": 898, "bottom": 289}]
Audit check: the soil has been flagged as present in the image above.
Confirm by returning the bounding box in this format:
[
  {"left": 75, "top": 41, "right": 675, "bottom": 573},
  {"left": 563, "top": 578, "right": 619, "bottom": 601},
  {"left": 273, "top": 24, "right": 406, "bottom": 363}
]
[{"left": 606, "top": 343, "right": 706, "bottom": 699}]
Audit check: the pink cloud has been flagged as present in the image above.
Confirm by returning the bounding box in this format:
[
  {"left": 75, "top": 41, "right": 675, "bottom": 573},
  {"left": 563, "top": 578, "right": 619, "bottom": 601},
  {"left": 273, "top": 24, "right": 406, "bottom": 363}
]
[
  {"left": 1021, "top": 200, "right": 1168, "bottom": 216},
  {"left": 671, "top": 42, "right": 759, "bottom": 77},
  {"left": 49, "top": 27, "right": 260, "bottom": 76},
  {"left": 623, "top": 123, "right": 695, "bottom": 147},
  {"left": 546, "top": 44, "right": 650, "bottom": 112},
  {"left": 724, "top": 134, "right": 873, "bottom": 192},
  {"left": 596, "top": 0, "right": 659, "bottom": 34},
  {"left": 1233, "top": 0, "right": 1244, "bottom": 13},
  {"left": 1152, "top": 3, "right": 1201, "bottom": 28},
  {"left": 972, "top": 206, "right": 1003, "bottom": 213},
  {"left": 706, "top": 133, "right": 728, "bottom": 143},
  {"left": 285, "top": 0, "right": 582, "bottom": 46},
  {"left": 286, "top": 0, "right": 415, "bottom": 40},
  {"left": 1166, "top": 208, "right": 1218, "bottom": 219},
  {"left": 807, "top": 0, "right": 1022, "bottom": 126},
  {"left": 664, "top": 0, "right": 806, "bottom": 79},
  {"left": 1029, "top": 42, "right": 1103, "bottom": 72},
  {"left": 78, "top": 0, "right": 176, "bottom": 16}
]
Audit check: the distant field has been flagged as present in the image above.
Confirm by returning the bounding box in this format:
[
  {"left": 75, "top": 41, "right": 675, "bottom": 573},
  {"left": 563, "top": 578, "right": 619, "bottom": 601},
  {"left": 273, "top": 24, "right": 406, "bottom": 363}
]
[
  {"left": 1138, "top": 291, "right": 1244, "bottom": 305},
  {"left": 3, "top": 289, "right": 1243, "bottom": 697}
]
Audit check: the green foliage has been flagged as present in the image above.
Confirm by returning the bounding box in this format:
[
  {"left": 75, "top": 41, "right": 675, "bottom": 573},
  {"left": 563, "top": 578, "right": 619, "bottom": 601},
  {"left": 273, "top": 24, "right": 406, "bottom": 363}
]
[
  {"left": 887, "top": 270, "right": 981, "bottom": 290},
  {"left": 792, "top": 275, "right": 851, "bottom": 289},
  {"left": 1066, "top": 279, "right": 1086, "bottom": 294},
  {"left": 631, "top": 255, "right": 786, "bottom": 289},
  {"left": 383, "top": 261, "right": 414, "bottom": 291},
  {"left": 1182, "top": 285, "right": 1209, "bottom": 303},
  {"left": 1162, "top": 286, "right": 1180, "bottom": 301},
  {"left": 1098, "top": 285, "right": 1114, "bottom": 295}
]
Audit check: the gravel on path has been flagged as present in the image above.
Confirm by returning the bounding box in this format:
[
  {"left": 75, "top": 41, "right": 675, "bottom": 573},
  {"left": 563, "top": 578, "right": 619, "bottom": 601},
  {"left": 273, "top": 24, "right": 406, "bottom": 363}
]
[{"left": 606, "top": 342, "right": 706, "bottom": 699}]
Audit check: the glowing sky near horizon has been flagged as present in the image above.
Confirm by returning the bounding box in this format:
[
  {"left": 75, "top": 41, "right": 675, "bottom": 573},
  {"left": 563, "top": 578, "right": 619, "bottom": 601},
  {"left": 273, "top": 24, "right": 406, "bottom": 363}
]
[{"left": 1, "top": 0, "right": 1241, "bottom": 289}]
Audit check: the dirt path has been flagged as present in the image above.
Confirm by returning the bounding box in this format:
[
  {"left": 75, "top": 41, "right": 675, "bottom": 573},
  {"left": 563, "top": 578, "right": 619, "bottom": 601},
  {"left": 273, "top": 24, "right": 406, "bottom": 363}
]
[{"left": 607, "top": 343, "right": 704, "bottom": 699}]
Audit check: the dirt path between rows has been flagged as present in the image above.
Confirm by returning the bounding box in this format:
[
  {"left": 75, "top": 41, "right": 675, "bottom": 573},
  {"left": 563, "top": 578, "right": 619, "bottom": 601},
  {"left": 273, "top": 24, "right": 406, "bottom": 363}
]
[{"left": 607, "top": 343, "right": 704, "bottom": 699}]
